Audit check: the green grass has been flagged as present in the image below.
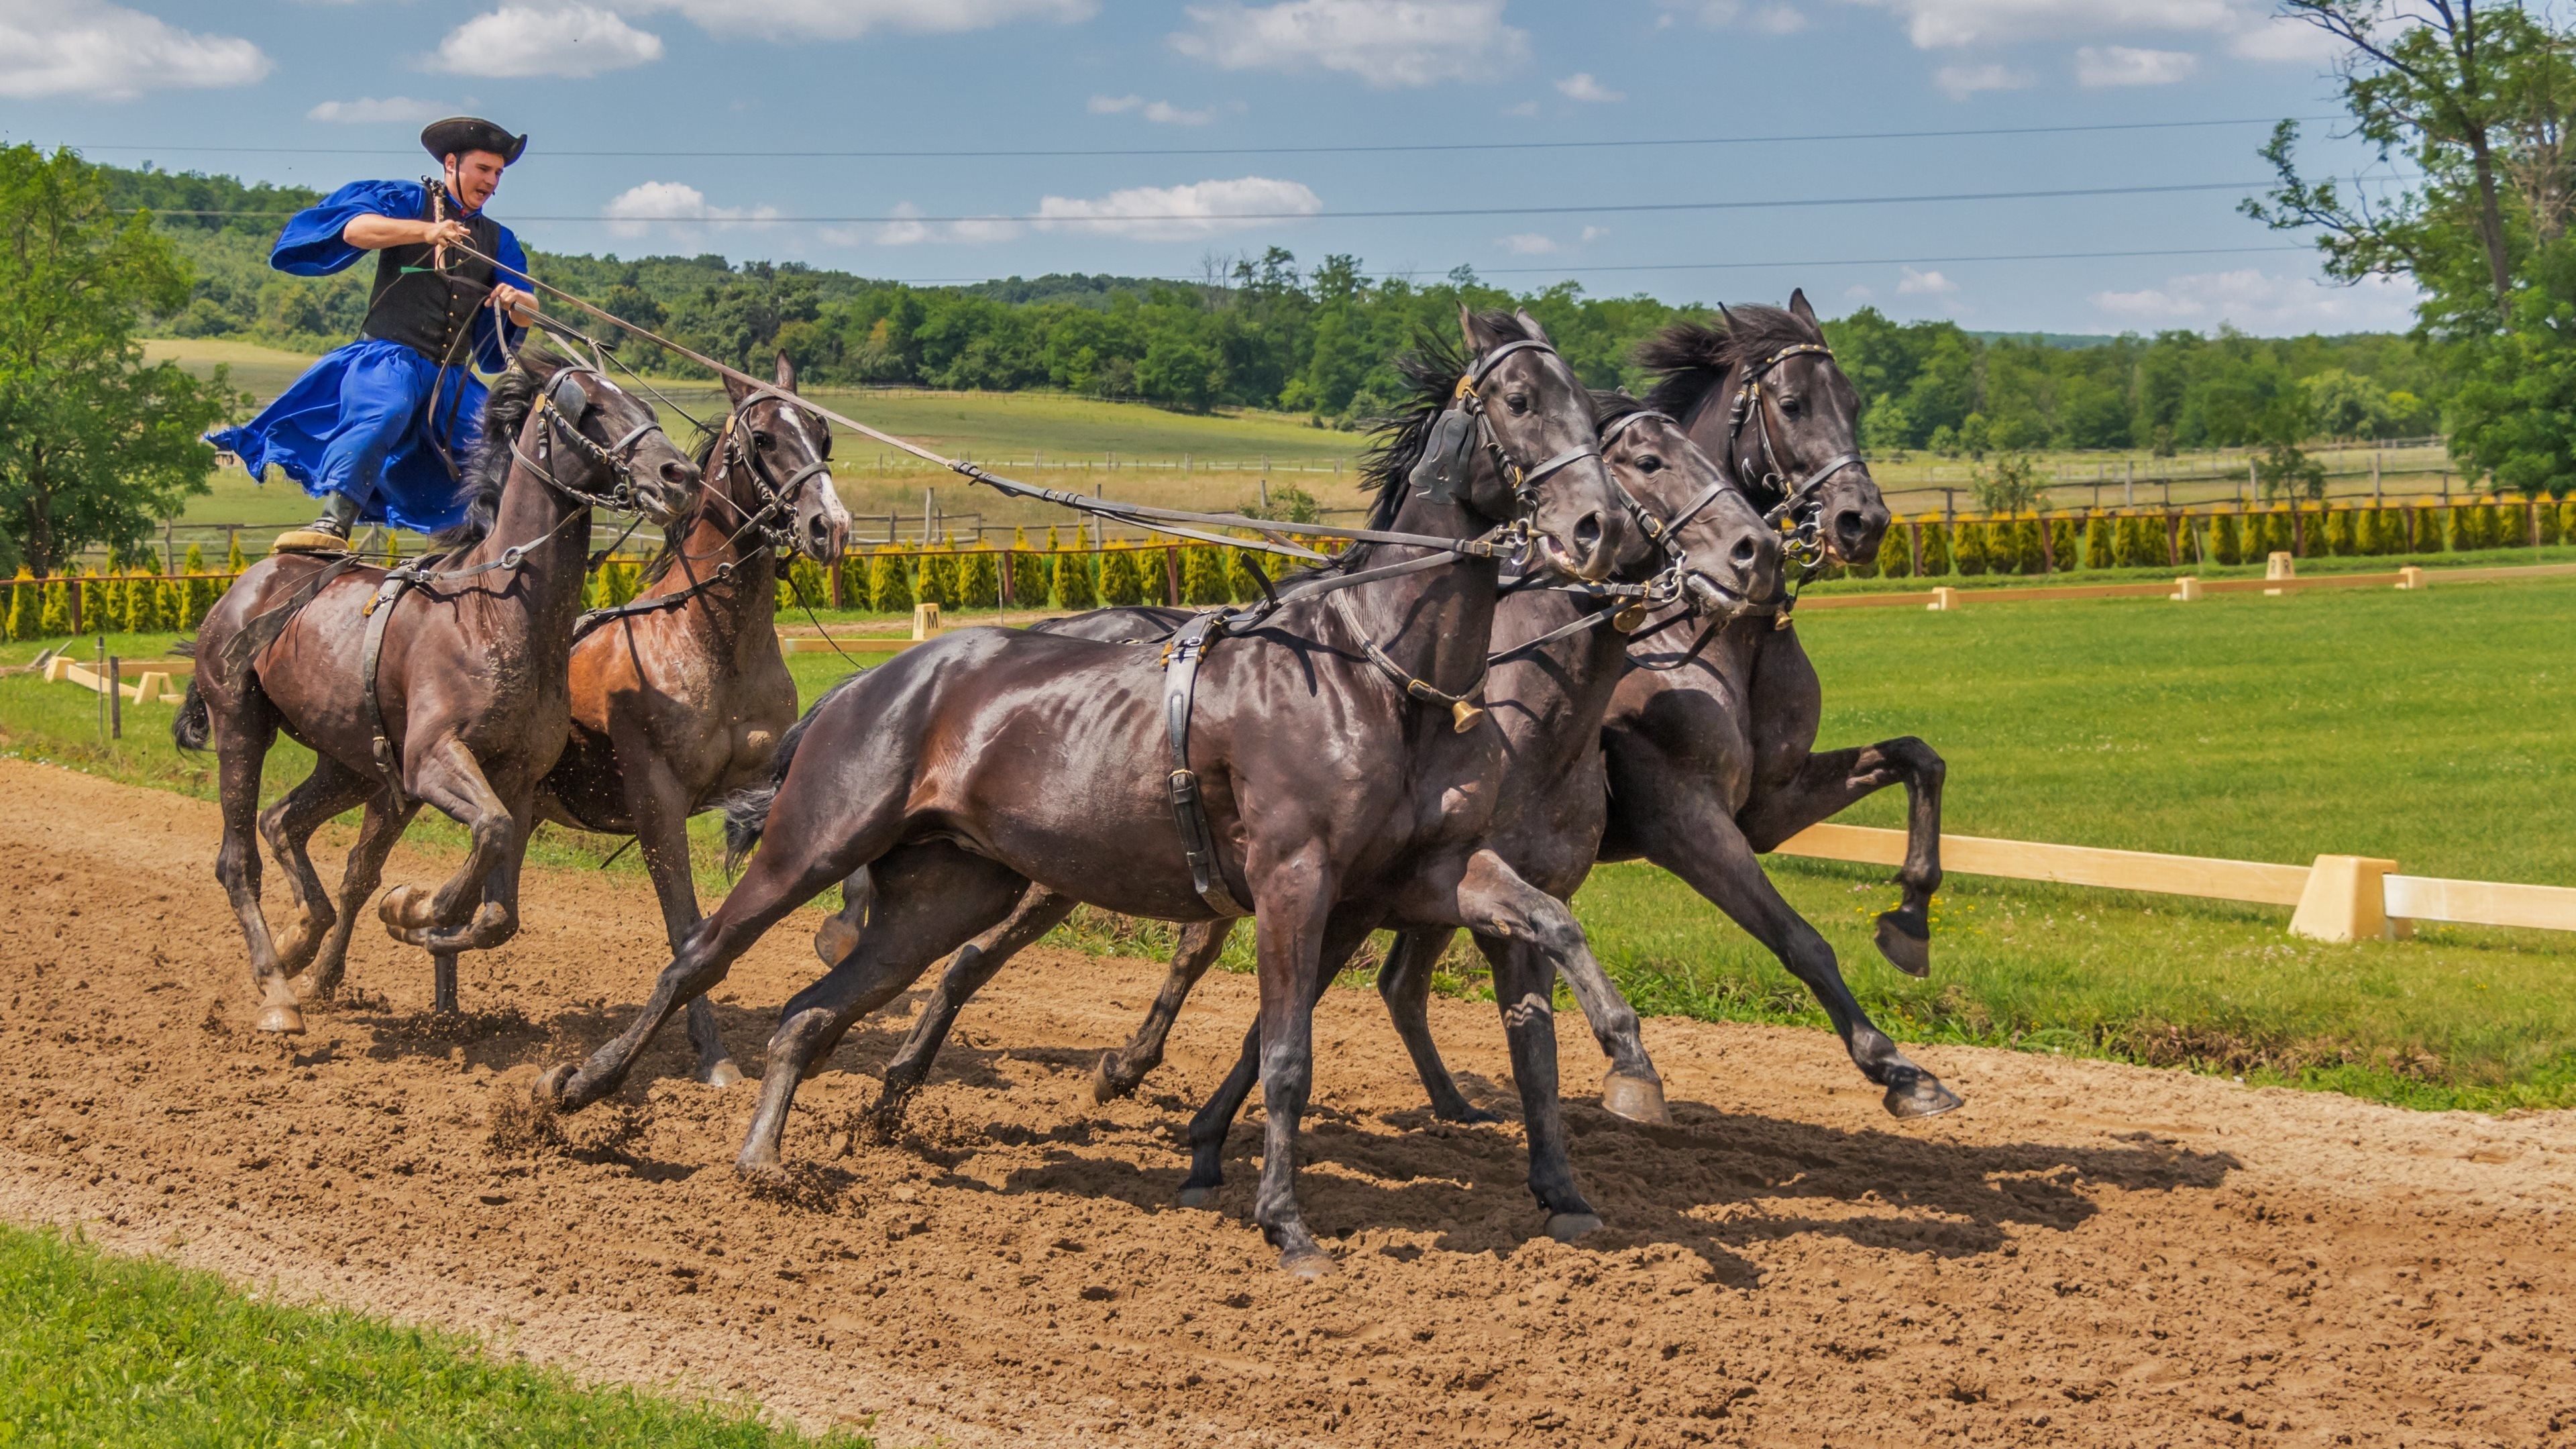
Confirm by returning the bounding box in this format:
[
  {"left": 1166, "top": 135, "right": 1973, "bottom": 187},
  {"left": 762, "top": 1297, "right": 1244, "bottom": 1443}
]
[
  {"left": 8, "top": 578, "right": 2574, "bottom": 1112},
  {"left": 0, "top": 1224, "right": 865, "bottom": 1447}
]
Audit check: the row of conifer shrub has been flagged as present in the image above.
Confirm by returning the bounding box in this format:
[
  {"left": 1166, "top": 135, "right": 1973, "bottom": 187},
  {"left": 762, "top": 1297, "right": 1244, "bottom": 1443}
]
[
  {"left": 1847, "top": 498, "right": 2576, "bottom": 580},
  {"left": 0, "top": 542, "right": 243, "bottom": 641}
]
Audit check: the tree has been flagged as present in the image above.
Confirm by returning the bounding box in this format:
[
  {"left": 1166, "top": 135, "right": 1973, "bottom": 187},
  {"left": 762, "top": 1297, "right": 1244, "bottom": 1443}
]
[
  {"left": 1970, "top": 451, "right": 2044, "bottom": 515},
  {"left": 0, "top": 147, "right": 239, "bottom": 576}
]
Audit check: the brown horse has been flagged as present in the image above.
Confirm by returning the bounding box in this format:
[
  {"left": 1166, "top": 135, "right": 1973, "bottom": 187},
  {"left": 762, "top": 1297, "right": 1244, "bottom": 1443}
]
[
  {"left": 843, "top": 390, "right": 1781, "bottom": 1146},
  {"left": 541, "top": 309, "right": 1649, "bottom": 1274},
  {"left": 176, "top": 343, "right": 700, "bottom": 1033},
  {"left": 535, "top": 352, "right": 851, "bottom": 1087}
]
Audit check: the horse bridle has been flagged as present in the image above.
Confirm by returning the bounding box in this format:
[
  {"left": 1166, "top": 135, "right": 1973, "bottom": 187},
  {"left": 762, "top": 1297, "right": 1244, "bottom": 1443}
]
[
  {"left": 1444, "top": 337, "right": 1607, "bottom": 519},
  {"left": 714, "top": 388, "right": 835, "bottom": 555},
  {"left": 516, "top": 366, "right": 667, "bottom": 514},
  {"left": 1723, "top": 342, "right": 1866, "bottom": 578}
]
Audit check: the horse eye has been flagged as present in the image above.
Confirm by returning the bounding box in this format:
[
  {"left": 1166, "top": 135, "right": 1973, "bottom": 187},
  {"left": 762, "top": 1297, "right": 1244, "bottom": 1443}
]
[
  {"left": 1637, "top": 455, "right": 1663, "bottom": 473},
  {"left": 755, "top": 432, "right": 776, "bottom": 451},
  {"left": 1779, "top": 397, "right": 1803, "bottom": 418},
  {"left": 1505, "top": 392, "right": 1530, "bottom": 415}
]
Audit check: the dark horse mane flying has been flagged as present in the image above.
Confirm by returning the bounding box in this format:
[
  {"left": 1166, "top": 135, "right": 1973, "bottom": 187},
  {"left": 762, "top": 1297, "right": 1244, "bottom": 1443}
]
[
  {"left": 1356, "top": 309, "right": 1555, "bottom": 534},
  {"left": 433, "top": 339, "right": 570, "bottom": 553},
  {"left": 1635, "top": 305, "right": 1825, "bottom": 429}
]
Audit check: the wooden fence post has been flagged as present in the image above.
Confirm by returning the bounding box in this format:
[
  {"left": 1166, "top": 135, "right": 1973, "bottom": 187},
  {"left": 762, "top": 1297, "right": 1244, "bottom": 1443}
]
[{"left": 1164, "top": 547, "right": 1181, "bottom": 606}]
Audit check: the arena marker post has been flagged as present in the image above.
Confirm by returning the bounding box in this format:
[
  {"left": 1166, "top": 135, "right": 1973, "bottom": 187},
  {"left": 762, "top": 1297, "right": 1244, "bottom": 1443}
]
[
  {"left": 1925, "top": 586, "right": 1958, "bottom": 612},
  {"left": 2290, "top": 855, "right": 2404, "bottom": 943},
  {"left": 2169, "top": 576, "right": 2202, "bottom": 602},
  {"left": 2263, "top": 551, "right": 2296, "bottom": 596},
  {"left": 2396, "top": 566, "right": 2426, "bottom": 590}
]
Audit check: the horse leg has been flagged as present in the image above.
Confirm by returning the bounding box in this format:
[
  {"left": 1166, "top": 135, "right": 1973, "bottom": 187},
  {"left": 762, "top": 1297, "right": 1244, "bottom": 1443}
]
[
  {"left": 1373, "top": 926, "right": 1497, "bottom": 1123},
  {"left": 256, "top": 757, "right": 375, "bottom": 983},
  {"left": 1737, "top": 737, "right": 1947, "bottom": 979},
  {"left": 812, "top": 866, "right": 871, "bottom": 966},
  {"left": 863, "top": 883, "right": 1076, "bottom": 1138},
  {"left": 1475, "top": 931, "right": 1602, "bottom": 1241},
  {"left": 378, "top": 737, "right": 515, "bottom": 943},
  {"left": 1175, "top": 910, "right": 1372, "bottom": 1211},
  {"left": 209, "top": 697, "right": 303, "bottom": 1034},
  {"left": 541, "top": 767, "right": 894, "bottom": 1114},
  {"left": 1654, "top": 800, "right": 1960, "bottom": 1118},
  {"left": 1242, "top": 861, "right": 1342, "bottom": 1279},
  {"left": 619, "top": 752, "right": 739, "bottom": 1086},
  {"left": 303, "top": 793, "right": 421, "bottom": 1002},
  {"left": 737, "top": 846, "right": 1032, "bottom": 1173},
  {"left": 1093, "top": 918, "right": 1238, "bottom": 1104}
]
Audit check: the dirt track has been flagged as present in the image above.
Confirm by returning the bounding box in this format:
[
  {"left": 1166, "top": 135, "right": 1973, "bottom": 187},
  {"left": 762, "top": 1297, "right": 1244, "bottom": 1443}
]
[{"left": 2, "top": 759, "right": 2571, "bottom": 1446}]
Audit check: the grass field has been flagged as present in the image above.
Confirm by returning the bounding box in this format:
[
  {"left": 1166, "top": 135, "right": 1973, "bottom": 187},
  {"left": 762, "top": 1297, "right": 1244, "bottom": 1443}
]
[
  {"left": 11, "top": 522, "right": 2572, "bottom": 1112},
  {"left": 0, "top": 1224, "right": 862, "bottom": 1446}
]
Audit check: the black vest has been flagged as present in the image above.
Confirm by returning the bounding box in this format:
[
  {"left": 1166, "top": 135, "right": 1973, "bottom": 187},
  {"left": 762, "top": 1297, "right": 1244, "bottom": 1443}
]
[{"left": 359, "top": 181, "right": 502, "bottom": 365}]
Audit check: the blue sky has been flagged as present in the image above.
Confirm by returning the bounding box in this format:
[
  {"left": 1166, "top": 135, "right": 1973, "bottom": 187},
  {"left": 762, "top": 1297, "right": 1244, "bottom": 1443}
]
[{"left": 0, "top": 0, "right": 2418, "bottom": 335}]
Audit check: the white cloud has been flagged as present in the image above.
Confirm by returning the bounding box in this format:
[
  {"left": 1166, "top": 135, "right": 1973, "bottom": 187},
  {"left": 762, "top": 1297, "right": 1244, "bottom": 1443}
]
[
  {"left": 1668, "top": 1, "right": 1807, "bottom": 32},
  {"left": 1841, "top": 0, "right": 2324, "bottom": 62},
  {"left": 1554, "top": 71, "right": 1623, "bottom": 103},
  {"left": 2224, "top": 12, "right": 2341, "bottom": 62},
  {"left": 1897, "top": 266, "right": 1959, "bottom": 296},
  {"left": 430, "top": 5, "right": 664, "bottom": 78},
  {"left": 2076, "top": 44, "right": 2196, "bottom": 86},
  {"left": 1497, "top": 225, "right": 1605, "bottom": 256},
  {"left": 2091, "top": 268, "right": 2422, "bottom": 334},
  {"left": 1089, "top": 93, "right": 1219, "bottom": 125},
  {"left": 1935, "top": 61, "right": 2029, "bottom": 97},
  {"left": 602, "top": 180, "right": 781, "bottom": 239},
  {"left": 625, "top": 0, "right": 1094, "bottom": 40},
  {"left": 1035, "top": 176, "right": 1322, "bottom": 241},
  {"left": 863, "top": 200, "right": 1022, "bottom": 246},
  {"left": 1172, "top": 0, "right": 1529, "bottom": 89},
  {"left": 307, "top": 96, "right": 455, "bottom": 123},
  {"left": 1845, "top": 284, "right": 1876, "bottom": 301},
  {"left": 0, "top": 0, "right": 270, "bottom": 101},
  {"left": 1505, "top": 99, "right": 1539, "bottom": 116}
]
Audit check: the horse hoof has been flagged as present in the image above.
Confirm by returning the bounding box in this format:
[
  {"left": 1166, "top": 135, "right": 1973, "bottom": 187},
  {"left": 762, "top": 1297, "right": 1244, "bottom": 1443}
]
[
  {"left": 1601, "top": 1072, "right": 1672, "bottom": 1126},
  {"left": 699, "top": 1059, "right": 744, "bottom": 1089},
  {"left": 533, "top": 1063, "right": 577, "bottom": 1106},
  {"left": 1874, "top": 911, "right": 1932, "bottom": 978},
  {"left": 1884, "top": 1073, "right": 1964, "bottom": 1120},
  {"left": 1436, "top": 1104, "right": 1503, "bottom": 1126},
  {"left": 812, "top": 916, "right": 858, "bottom": 967},
  {"left": 1545, "top": 1211, "right": 1605, "bottom": 1242},
  {"left": 1175, "top": 1183, "right": 1217, "bottom": 1209},
  {"left": 376, "top": 885, "right": 415, "bottom": 929},
  {"left": 1279, "top": 1248, "right": 1336, "bottom": 1280},
  {"left": 1090, "top": 1052, "right": 1132, "bottom": 1105},
  {"left": 253, "top": 1004, "right": 306, "bottom": 1035}
]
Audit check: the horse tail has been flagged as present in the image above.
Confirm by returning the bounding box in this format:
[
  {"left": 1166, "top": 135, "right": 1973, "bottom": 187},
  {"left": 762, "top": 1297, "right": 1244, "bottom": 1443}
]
[
  {"left": 171, "top": 676, "right": 212, "bottom": 754},
  {"left": 722, "top": 668, "right": 869, "bottom": 871}
]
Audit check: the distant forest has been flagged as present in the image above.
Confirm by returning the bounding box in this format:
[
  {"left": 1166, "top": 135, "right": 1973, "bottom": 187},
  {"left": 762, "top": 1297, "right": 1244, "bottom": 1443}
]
[{"left": 109, "top": 162, "right": 2437, "bottom": 453}]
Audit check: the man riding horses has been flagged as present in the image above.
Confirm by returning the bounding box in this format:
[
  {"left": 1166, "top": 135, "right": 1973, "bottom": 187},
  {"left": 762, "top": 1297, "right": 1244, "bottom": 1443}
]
[{"left": 209, "top": 117, "right": 541, "bottom": 552}]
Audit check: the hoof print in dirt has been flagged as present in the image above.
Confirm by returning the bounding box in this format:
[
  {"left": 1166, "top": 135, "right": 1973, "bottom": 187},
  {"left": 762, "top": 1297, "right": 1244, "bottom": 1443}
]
[
  {"left": 736, "top": 1162, "right": 851, "bottom": 1212},
  {"left": 1874, "top": 910, "right": 1933, "bottom": 978}
]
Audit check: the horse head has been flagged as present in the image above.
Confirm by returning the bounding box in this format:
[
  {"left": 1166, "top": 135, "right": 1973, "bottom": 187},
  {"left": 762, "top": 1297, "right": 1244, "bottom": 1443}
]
[
  {"left": 1594, "top": 395, "right": 1780, "bottom": 619},
  {"left": 722, "top": 352, "right": 851, "bottom": 565},
  {"left": 521, "top": 346, "right": 702, "bottom": 527},
  {"left": 1455, "top": 307, "right": 1635, "bottom": 582}
]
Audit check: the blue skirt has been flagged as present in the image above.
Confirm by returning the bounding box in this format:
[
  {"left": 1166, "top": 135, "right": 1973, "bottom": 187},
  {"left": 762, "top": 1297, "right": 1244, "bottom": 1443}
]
[{"left": 207, "top": 339, "right": 486, "bottom": 535}]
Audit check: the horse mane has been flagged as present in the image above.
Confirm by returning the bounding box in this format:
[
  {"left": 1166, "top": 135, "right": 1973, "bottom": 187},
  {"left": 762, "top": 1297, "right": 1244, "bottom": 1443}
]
[
  {"left": 1589, "top": 388, "right": 1653, "bottom": 428},
  {"left": 631, "top": 421, "right": 725, "bottom": 586},
  {"left": 432, "top": 339, "right": 568, "bottom": 553},
  {"left": 1355, "top": 309, "right": 1544, "bottom": 533},
  {"left": 1635, "top": 305, "right": 1823, "bottom": 427}
]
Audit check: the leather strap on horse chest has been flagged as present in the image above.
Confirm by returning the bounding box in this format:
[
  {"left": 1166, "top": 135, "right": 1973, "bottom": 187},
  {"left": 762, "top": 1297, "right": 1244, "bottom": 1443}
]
[
  {"left": 1161, "top": 612, "right": 1250, "bottom": 918},
  {"left": 359, "top": 570, "right": 419, "bottom": 810}
]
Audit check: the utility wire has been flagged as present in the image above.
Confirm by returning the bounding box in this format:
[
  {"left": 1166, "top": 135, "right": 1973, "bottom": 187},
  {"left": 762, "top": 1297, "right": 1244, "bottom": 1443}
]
[
  {"left": 42, "top": 114, "right": 2333, "bottom": 161},
  {"left": 134, "top": 178, "right": 2275, "bottom": 226}
]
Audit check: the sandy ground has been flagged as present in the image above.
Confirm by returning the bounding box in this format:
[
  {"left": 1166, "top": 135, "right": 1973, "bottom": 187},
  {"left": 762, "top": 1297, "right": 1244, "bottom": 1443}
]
[{"left": 1, "top": 759, "right": 2571, "bottom": 1447}]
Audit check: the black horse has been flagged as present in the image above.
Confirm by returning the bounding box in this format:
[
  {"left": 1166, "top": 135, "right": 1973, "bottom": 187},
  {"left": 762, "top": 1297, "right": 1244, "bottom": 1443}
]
[{"left": 541, "top": 309, "right": 1656, "bottom": 1275}]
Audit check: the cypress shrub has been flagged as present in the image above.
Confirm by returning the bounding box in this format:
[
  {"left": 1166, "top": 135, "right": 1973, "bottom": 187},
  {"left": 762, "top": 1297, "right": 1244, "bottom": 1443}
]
[
  {"left": 1878, "top": 523, "right": 1915, "bottom": 580},
  {"left": 2560, "top": 500, "right": 2576, "bottom": 546},
  {"left": 2412, "top": 505, "right": 2441, "bottom": 553},
  {"left": 1053, "top": 544, "right": 1097, "bottom": 610},
  {"left": 2534, "top": 501, "right": 2560, "bottom": 547},
  {"left": 6, "top": 569, "right": 35, "bottom": 641},
  {"left": 2110, "top": 514, "right": 2141, "bottom": 568},
  {"left": 224, "top": 536, "right": 247, "bottom": 574},
  {"left": 1008, "top": 529, "right": 1049, "bottom": 605},
  {"left": 2010, "top": 518, "right": 2043, "bottom": 575},
  {"left": 1226, "top": 546, "right": 1267, "bottom": 602},
  {"left": 787, "top": 553, "right": 828, "bottom": 609},
  {"left": 1181, "top": 545, "right": 1229, "bottom": 605},
  {"left": 2047, "top": 516, "right": 2077, "bottom": 572},
  {"left": 2446, "top": 505, "right": 2473, "bottom": 552},
  {"left": 2082, "top": 513, "right": 2114, "bottom": 570},
  {"left": 1917, "top": 521, "right": 1950, "bottom": 576},
  {"left": 40, "top": 577, "right": 70, "bottom": 636},
  {"left": 181, "top": 545, "right": 215, "bottom": 627},
  {"left": 1099, "top": 547, "right": 1145, "bottom": 606},
  {"left": 159, "top": 577, "right": 185, "bottom": 631},
  {"left": 867, "top": 545, "right": 914, "bottom": 613},
  {"left": 120, "top": 570, "right": 155, "bottom": 633},
  {"left": 2480, "top": 501, "right": 2508, "bottom": 549},
  {"left": 917, "top": 543, "right": 957, "bottom": 606},
  {"left": 2326, "top": 508, "right": 2359, "bottom": 557},
  {"left": 2212, "top": 513, "right": 2242, "bottom": 566},
  {"left": 958, "top": 547, "right": 1001, "bottom": 608},
  {"left": 2357, "top": 506, "right": 2389, "bottom": 555},
  {"left": 1951, "top": 521, "right": 1989, "bottom": 576}
]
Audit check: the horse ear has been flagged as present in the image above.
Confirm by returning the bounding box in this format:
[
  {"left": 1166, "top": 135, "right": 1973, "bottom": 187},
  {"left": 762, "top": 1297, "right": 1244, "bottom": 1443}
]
[
  {"left": 1788, "top": 288, "right": 1818, "bottom": 327},
  {"left": 774, "top": 350, "right": 798, "bottom": 393},
  {"left": 722, "top": 368, "right": 753, "bottom": 406},
  {"left": 1513, "top": 308, "right": 1552, "bottom": 347},
  {"left": 1458, "top": 302, "right": 1487, "bottom": 351},
  {"left": 1717, "top": 303, "right": 1736, "bottom": 334}
]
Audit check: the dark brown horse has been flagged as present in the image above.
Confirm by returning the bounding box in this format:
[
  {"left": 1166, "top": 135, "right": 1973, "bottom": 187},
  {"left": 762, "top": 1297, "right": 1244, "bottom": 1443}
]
[
  {"left": 843, "top": 390, "right": 1781, "bottom": 1148},
  {"left": 535, "top": 352, "right": 851, "bottom": 1087},
  {"left": 541, "top": 309, "right": 1649, "bottom": 1275},
  {"left": 176, "top": 343, "right": 700, "bottom": 1033}
]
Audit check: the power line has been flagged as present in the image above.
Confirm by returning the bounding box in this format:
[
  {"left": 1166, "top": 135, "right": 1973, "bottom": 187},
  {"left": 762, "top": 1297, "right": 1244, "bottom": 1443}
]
[
  {"left": 45, "top": 115, "right": 2334, "bottom": 162},
  {"left": 138, "top": 178, "right": 2275, "bottom": 227}
]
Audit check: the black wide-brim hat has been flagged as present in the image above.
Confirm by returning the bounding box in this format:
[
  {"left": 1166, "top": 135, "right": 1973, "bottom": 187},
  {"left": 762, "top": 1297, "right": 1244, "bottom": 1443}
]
[{"left": 420, "top": 117, "right": 527, "bottom": 165}]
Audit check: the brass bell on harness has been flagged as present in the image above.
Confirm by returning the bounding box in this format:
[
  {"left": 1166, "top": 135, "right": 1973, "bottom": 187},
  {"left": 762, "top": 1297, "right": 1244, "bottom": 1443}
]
[
  {"left": 1450, "top": 700, "right": 1487, "bottom": 733},
  {"left": 1611, "top": 600, "right": 1648, "bottom": 633}
]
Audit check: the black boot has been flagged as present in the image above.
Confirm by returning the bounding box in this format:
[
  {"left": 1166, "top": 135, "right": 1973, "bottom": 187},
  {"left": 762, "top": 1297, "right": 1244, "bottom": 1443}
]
[{"left": 274, "top": 492, "right": 360, "bottom": 553}]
